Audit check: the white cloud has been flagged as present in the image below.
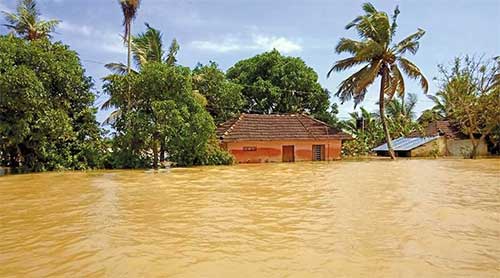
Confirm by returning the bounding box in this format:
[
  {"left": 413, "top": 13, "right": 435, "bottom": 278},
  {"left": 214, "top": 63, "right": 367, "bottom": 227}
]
[
  {"left": 58, "top": 21, "right": 126, "bottom": 54},
  {"left": 191, "top": 33, "right": 302, "bottom": 54},
  {"left": 59, "top": 22, "right": 93, "bottom": 36},
  {"left": 253, "top": 35, "right": 302, "bottom": 53}
]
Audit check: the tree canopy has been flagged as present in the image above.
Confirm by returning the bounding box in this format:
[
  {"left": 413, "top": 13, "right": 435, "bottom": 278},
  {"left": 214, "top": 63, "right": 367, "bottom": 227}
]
[
  {"left": 0, "top": 36, "right": 104, "bottom": 171},
  {"left": 192, "top": 62, "right": 245, "bottom": 124},
  {"left": 2, "top": 0, "right": 60, "bottom": 41},
  {"left": 226, "top": 49, "right": 335, "bottom": 123},
  {"left": 428, "top": 56, "right": 500, "bottom": 157},
  {"left": 103, "top": 63, "right": 233, "bottom": 168}
]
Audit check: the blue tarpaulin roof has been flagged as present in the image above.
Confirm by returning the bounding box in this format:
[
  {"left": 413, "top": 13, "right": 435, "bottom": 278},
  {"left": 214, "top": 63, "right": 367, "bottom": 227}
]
[{"left": 372, "top": 136, "right": 440, "bottom": 152}]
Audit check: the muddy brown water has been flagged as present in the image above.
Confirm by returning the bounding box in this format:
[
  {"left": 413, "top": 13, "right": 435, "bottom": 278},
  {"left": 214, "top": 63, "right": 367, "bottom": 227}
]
[{"left": 1, "top": 159, "right": 499, "bottom": 277}]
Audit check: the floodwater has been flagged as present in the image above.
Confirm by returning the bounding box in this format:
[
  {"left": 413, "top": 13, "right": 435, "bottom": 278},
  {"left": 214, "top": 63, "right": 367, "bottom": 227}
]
[{"left": 0, "top": 159, "right": 499, "bottom": 277}]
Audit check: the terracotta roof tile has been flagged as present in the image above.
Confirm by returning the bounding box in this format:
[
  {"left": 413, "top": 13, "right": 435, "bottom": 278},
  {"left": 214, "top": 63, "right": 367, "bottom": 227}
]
[
  {"left": 217, "top": 114, "right": 352, "bottom": 142},
  {"left": 409, "top": 120, "right": 467, "bottom": 139}
]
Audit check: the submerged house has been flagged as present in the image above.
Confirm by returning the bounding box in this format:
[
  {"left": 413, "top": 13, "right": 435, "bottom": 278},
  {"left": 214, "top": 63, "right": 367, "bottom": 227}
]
[
  {"left": 217, "top": 114, "right": 351, "bottom": 163},
  {"left": 373, "top": 120, "right": 489, "bottom": 157}
]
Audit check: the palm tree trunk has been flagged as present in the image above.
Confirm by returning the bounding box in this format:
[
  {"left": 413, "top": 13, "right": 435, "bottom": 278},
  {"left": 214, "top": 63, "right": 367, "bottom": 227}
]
[
  {"left": 379, "top": 67, "right": 396, "bottom": 160},
  {"left": 127, "top": 22, "right": 132, "bottom": 74},
  {"left": 127, "top": 22, "right": 133, "bottom": 109}
]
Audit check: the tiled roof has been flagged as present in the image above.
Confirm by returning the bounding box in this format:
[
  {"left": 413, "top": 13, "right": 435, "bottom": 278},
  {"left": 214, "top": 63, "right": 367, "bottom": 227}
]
[
  {"left": 373, "top": 136, "right": 440, "bottom": 152},
  {"left": 217, "top": 113, "right": 352, "bottom": 142},
  {"left": 409, "top": 120, "right": 467, "bottom": 139}
]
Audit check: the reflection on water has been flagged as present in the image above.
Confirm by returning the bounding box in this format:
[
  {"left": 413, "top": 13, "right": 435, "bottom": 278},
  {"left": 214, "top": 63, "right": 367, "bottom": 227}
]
[{"left": 0, "top": 159, "right": 499, "bottom": 277}]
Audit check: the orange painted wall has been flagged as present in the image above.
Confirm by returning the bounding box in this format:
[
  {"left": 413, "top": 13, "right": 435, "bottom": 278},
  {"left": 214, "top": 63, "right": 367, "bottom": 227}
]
[{"left": 224, "top": 140, "right": 342, "bottom": 163}]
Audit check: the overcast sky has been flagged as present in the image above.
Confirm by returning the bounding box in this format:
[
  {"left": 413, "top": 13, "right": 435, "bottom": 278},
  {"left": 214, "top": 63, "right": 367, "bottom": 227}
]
[{"left": 1, "top": 0, "right": 499, "bottom": 123}]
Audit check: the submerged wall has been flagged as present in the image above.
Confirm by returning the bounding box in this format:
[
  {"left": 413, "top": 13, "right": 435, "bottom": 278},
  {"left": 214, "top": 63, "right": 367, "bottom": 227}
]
[
  {"left": 224, "top": 139, "right": 342, "bottom": 163},
  {"left": 411, "top": 137, "right": 490, "bottom": 157},
  {"left": 446, "top": 138, "right": 489, "bottom": 156},
  {"left": 411, "top": 137, "right": 447, "bottom": 157}
]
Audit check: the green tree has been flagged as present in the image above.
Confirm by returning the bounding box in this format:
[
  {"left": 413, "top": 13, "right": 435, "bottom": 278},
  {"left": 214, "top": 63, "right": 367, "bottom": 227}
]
[
  {"left": 433, "top": 56, "right": 500, "bottom": 158},
  {"left": 384, "top": 93, "right": 421, "bottom": 138},
  {"left": 226, "top": 49, "right": 334, "bottom": 122},
  {"left": 192, "top": 62, "right": 245, "bottom": 124},
  {"left": 103, "top": 24, "right": 186, "bottom": 163},
  {"left": 0, "top": 36, "right": 104, "bottom": 171},
  {"left": 328, "top": 3, "right": 428, "bottom": 159},
  {"left": 2, "top": 0, "right": 60, "bottom": 41},
  {"left": 103, "top": 63, "right": 232, "bottom": 168},
  {"left": 341, "top": 107, "right": 384, "bottom": 156},
  {"left": 102, "top": 24, "right": 179, "bottom": 124}
]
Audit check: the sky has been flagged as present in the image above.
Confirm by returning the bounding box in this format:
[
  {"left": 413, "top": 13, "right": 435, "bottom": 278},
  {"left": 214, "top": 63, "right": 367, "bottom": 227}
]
[{"left": 1, "top": 0, "right": 499, "bottom": 123}]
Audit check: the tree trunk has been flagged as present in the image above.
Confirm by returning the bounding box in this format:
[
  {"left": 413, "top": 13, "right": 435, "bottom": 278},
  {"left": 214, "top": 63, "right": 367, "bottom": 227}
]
[
  {"left": 469, "top": 133, "right": 487, "bottom": 159},
  {"left": 379, "top": 66, "right": 396, "bottom": 160},
  {"left": 126, "top": 22, "right": 132, "bottom": 114},
  {"left": 160, "top": 140, "right": 165, "bottom": 163},
  {"left": 127, "top": 22, "right": 132, "bottom": 75},
  {"left": 152, "top": 133, "right": 159, "bottom": 170}
]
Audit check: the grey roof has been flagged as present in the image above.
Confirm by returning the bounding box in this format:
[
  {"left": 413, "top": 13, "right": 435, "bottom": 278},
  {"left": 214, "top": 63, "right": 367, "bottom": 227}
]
[{"left": 372, "top": 136, "right": 440, "bottom": 152}]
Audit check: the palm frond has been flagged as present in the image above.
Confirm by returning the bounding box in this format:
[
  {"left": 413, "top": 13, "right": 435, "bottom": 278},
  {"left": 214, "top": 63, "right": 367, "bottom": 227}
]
[
  {"left": 393, "top": 28, "right": 425, "bottom": 55},
  {"left": 335, "top": 38, "right": 365, "bottom": 54},
  {"left": 398, "top": 57, "right": 429, "bottom": 93},
  {"left": 103, "top": 109, "right": 122, "bottom": 126},
  {"left": 101, "top": 97, "right": 114, "bottom": 110},
  {"left": 132, "top": 23, "right": 164, "bottom": 67},
  {"left": 355, "top": 12, "right": 391, "bottom": 44},
  {"left": 345, "top": 15, "right": 363, "bottom": 30},
  {"left": 328, "top": 57, "right": 365, "bottom": 77},
  {"left": 362, "top": 2, "right": 378, "bottom": 14},
  {"left": 390, "top": 5, "right": 400, "bottom": 40},
  {"left": 105, "top": 62, "right": 137, "bottom": 75},
  {"left": 335, "top": 61, "right": 381, "bottom": 107},
  {"left": 405, "top": 93, "right": 418, "bottom": 118},
  {"left": 385, "top": 64, "right": 405, "bottom": 100},
  {"left": 166, "top": 38, "right": 179, "bottom": 65}
]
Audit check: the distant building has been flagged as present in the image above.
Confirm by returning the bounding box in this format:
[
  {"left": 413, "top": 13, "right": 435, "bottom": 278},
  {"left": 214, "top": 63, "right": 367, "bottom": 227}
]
[
  {"left": 217, "top": 114, "right": 351, "bottom": 163},
  {"left": 373, "top": 120, "right": 489, "bottom": 157}
]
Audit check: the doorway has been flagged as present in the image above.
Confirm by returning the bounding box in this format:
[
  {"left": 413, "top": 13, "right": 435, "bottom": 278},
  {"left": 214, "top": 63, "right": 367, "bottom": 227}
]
[{"left": 282, "top": 145, "right": 295, "bottom": 162}]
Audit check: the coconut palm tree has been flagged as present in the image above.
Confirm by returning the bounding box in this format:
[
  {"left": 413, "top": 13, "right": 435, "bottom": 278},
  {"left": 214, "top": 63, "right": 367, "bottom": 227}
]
[
  {"left": 102, "top": 24, "right": 180, "bottom": 125},
  {"left": 132, "top": 23, "right": 179, "bottom": 67},
  {"left": 328, "top": 3, "right": 428, "bottom": 159},
  {"left": 2, "top": 0, "right": 60, "bottom": 40},
  {"left": 384, "top": 93, "right": 421, "bottom": 137},
  {"left": 119, "top": 0, "right": 141, "bottom": 74}
]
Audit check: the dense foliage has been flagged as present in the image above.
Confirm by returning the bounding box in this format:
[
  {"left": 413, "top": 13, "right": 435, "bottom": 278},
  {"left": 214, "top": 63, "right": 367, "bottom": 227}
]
[
  {"left": 340, "top": 94, "right": 422, "bottom": 157},
  {"left": 0, "top": 36, "right": 104, "bottom": 171},
  {"left": 192, "top": 62, "right": 245, "bottom": 124},
  {"left": 423, "top": 56, "right": 500, "bottom": 157},
  {"left": 1, "top": 0, "right": 498, "bottom": 173},
  {"left": 226, "top": 50, "right": 338, "bottom": 125},
  {"left": 103, "top": 63, "right": 233, "bottom": 168}
]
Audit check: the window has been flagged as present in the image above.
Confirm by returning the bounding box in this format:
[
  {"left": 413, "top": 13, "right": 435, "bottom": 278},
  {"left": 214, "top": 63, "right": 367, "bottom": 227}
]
[
  {"left": 243, "top": 146, "right": 257, "bottom": 151},
  {"left": 312, "top": 145, "right": 325, "bottom": 161}
]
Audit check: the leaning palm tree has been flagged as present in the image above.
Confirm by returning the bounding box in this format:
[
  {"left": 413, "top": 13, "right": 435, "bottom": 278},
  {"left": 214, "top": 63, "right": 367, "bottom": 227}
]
[
  {"left": 328, "top": 3, "right": 428, "bottom": 159},
  {"left": 2, "top": 0, "right": 60, "bottom": 40}
]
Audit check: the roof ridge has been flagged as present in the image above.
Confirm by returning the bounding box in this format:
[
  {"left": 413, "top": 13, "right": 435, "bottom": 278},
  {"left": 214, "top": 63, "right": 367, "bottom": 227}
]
[
  {"left": 301, "top": 114, "right": 331, "bottom": 127},
  {"left": 296, "top": 114, "right": 318, "bottom": 140},
  {"left": 223, "top": 113, "right": 245, "bottom": 138}
]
